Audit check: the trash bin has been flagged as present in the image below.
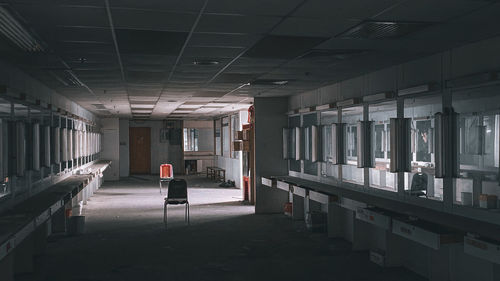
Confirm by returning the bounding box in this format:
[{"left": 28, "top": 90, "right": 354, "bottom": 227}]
[{"left": 68, "top": 216, "right": 85, "bottom": 235}]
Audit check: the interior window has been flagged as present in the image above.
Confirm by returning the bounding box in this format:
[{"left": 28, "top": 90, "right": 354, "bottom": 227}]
[
  {"left": 404, "top": 95, "right": 443, "bottom": 200},
  {"left": 341, "top": 106, "right": 364, "bottom": 185},
  {"left": 369, "top": 101, "right": 397, "bottom": 192}
]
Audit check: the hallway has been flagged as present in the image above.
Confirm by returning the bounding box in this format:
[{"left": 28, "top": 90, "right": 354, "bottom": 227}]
[{"left": 18, "top": 176, "right": 423, "bottom": 281}]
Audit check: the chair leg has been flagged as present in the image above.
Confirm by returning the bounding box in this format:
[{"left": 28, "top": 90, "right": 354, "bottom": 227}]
[
  {"left": 184, "top": 203, "right": 187, "bottom": 223},
  {"left": 163, "top": 202, "right": 167, "bottom": 229},
  {"left": 187, "top": 202, "right": 190, "bottom": 225},
  {"left": 159, "top": 181, "right": 162, "bottom": 194}
]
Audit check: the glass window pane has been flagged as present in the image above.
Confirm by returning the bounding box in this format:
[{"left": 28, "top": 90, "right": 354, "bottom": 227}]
[
  {"left": 303, "top": 113, "right": 318, "bottom": 175},
  {"left": 342, "top": 106, "right": 364, "bottom": 185},
  {"left": 453, "top": 88, "right": 500, "bottom": 208},
  {"left": 289, "top": 115, "right": 301, "bottom": 172},
  {"left": 320, "top": 109, "right": 339, "bottom": 180},
  {"left": 404, "top": 95, "right": 443, "bottom": 200},
  {"left": 369, "top": 101, "right": 397, "bottom": 192}
]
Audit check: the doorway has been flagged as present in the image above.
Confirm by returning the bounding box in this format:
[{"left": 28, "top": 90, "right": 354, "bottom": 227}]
[{"left": 129, "top": 127, "right": 151, "bottom": 174}]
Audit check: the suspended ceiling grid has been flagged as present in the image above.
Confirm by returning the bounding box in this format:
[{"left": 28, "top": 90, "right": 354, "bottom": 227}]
[{"left": 0, "top": 0, "right": 499, "bottom": 118}]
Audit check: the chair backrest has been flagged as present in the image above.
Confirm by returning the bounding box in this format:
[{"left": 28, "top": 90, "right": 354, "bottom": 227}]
[
  {"left": 160, "top": 164, "right": 174, "bottom": 179},
  {"left": 167, "top": 179, "right": 187, "bottom": 199},
  {"left": 411, "top": 172, "right": 428, "bottom": 191}
]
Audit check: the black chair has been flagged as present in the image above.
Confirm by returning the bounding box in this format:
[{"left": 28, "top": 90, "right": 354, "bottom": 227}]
[
  {"left": 408, "top": 172, "right": 428, "bottom": 197},
  {"left": 163, "top": 179, "right": 189, "bottom": 228}
]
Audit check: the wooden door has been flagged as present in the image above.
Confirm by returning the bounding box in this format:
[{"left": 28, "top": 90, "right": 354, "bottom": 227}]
[{"left": 129, "top": 127, "right": 151, "bottom": 174}]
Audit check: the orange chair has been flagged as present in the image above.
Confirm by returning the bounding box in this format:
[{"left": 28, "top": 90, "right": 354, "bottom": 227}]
[{"left": 159, "top": 164, "right": 174, "bottom": 194}]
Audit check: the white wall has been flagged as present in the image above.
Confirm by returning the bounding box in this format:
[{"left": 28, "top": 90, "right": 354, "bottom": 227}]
[
  {"left": 214, "top": 110, "right": 249, "bottom": 189},
  {"left": 101, "top": 118, "right": 120, "bottom": 181}
]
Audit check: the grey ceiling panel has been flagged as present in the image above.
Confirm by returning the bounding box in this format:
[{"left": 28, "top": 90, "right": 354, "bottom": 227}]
[
  {"left": 126, "top": 70, "right": 165, "bottom": 84},
  {"left": 196, "top": 14, "right": 280, "bottom": 34},
  {"left": 111, "top": 9, "right": 197, "bottom": 32},
  {"left": 107, "top": 0, "right": 205, "bottom": 13},
  {"left": 115, "top": 29, "right": 188, "bottom": 55},
  {"left": 55, "top": 42, "right": 115, "bottom": 55},
  {"left": 214, "top": 73, "right": 260, "bottom": 83},
  {"left": 189, "top": 33, "right": 260, "bottom": 48},
  {"left": 206, "top": 0, "right": 303, "bottom": 16},
  {"left": 243, "top": 35, "right": 328, "bottom": 59},
  {"left": 271, "top": 17, "right": 356, "bottom": 37},
  {"left": 182, "top": 46, "right": 244, "bottom": 59},
  {"left": 57, "top": 27, "right": 113, "bottom": 44},
  {"left": 373, "top": 0, "right": 491, "bottom": 22},
  {"left": 292, "top": 0, "right": 400, "bottom": 19}
]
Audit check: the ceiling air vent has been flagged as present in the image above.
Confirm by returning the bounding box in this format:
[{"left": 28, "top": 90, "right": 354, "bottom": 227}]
[{"left": 337, "top": 21, "right": 431, "bottom": 39}]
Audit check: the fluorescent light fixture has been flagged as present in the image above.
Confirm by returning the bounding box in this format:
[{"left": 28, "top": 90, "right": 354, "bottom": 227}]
[
  {"left": 397, "top": 84, "right": 431, "bottom": 96},
  {"left": 315, "top": 103, "right": 336, "bottom": 111},
  {"left": 173, "top": 110, "right": 193, "bottom": 113},
  {"left": 298, "top": 107, "right": 312, "bottom": 113},
  {"left": 0, "top": 6, "right": 44, "bottom": 52},
  {"left": 337, "top": 98, "right": 361, "bottom": 107},
  {"left": 362, "top": 91, "right": 395, "bottom": 102},
  {"left": 130, "top": 104, "right": 155, "bottom": 109},
  {"left": 193, "top": 59, "right": 219, "bottom": 66}
]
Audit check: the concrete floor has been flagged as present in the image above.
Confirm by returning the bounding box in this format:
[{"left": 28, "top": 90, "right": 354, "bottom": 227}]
[{"left": 18, "top": 175, "right": 425, "bottom": 281}]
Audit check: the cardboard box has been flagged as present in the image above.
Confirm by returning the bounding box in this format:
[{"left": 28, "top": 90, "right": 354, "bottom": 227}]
[
  {"left": 233, "top": 141, "right": 243, "bottom": 151},
  {"left": 235, "top": 131, "right": 243, "bottom": 140},
  {"left": 242, "top": 129, "right": 250, "bottom": 141},
  {"left": 242, "top": 140, "right": 250, "bottom": 151}
]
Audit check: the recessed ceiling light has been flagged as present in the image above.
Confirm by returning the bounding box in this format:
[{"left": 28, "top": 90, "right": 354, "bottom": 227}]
[{"left": 193, "top": 60, "right": 219, "bottom": 66}]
